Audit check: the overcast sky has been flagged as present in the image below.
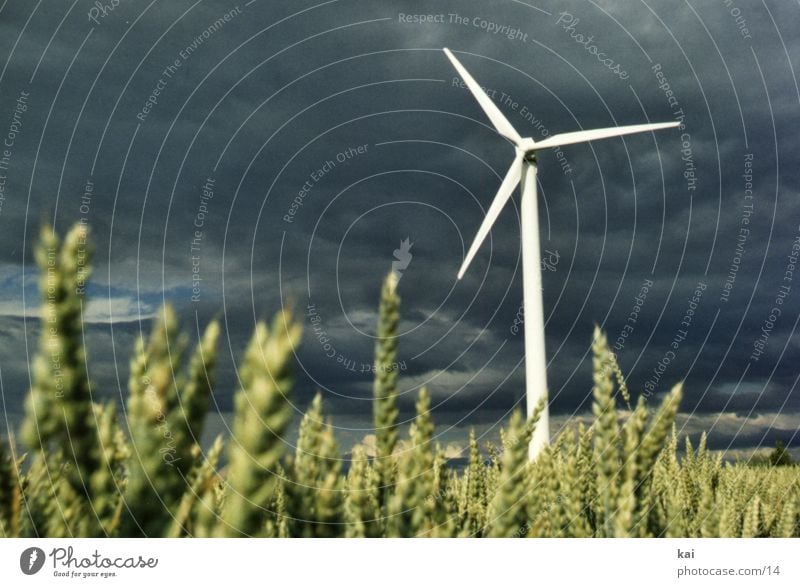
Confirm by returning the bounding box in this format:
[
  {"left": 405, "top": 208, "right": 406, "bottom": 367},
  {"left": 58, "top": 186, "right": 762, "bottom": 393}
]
[{"left": 0, "top": 0, "right": 798, "bottom": 456}]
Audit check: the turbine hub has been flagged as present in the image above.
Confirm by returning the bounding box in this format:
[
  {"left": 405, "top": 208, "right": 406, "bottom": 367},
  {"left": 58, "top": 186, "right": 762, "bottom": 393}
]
[{"left": 519, "top": 137, "right": 538, "bottom": 159}]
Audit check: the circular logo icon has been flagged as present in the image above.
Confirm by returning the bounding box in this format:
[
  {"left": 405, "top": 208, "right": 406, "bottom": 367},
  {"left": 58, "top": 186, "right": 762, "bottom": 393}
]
[{"left": 20, "top": 547, "right": 46, "bottom": 575}]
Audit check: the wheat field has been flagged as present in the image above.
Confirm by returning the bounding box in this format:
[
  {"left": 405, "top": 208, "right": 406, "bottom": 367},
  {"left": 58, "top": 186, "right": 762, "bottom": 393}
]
[{"left": 0, "top": 224, "right": 797, "bottom": 538}]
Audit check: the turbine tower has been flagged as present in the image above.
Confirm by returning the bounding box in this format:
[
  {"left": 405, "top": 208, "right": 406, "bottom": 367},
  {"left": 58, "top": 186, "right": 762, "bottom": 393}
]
[{"left": 444, "top": 48, "right": 679, "bottom": 459}]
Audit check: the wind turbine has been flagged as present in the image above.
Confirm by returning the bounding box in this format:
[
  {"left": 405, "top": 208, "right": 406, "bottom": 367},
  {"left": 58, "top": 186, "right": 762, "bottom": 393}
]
[{"left": 444, "top": 48, "right": 679, "bottom": 459}]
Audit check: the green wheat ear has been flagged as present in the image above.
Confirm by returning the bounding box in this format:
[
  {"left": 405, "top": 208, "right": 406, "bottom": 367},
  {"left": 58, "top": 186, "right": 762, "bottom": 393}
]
[
  {"left": 90, "top": 402, "right": 128, "bottom": 535},
  {"left": 168, "top": 434, "right": 224, "bottom": 537},
  {"left": 459, "top": 429, "right": 488, "bottom": 537},
  {"left": 120, "top": 305, "right": 185, "bottom": 536},
  {"left": 179, "top": 318, "right": 221, "bottom": 448},
  {"left": 17, "top": 224, "right": 126, "bottom": 536},
  {"left": 373, "top": 272, "right": 401, "bottom": 508},
  {"left": 485, "top": 410, "right": 529, "bottom": 538},
  {"left": 344, "top": 444, "right": 381, "bottom": 537},
  {"left": 590, "top": 327, "right": 621, "bottom": 536},
  {"left": 286, "top": 393, "right": 345, "bottom": 538},
  {"left": 386, "top": 387, "right": 436, "bottom": 537},
  {"left": 120, "top": 305, "right": 220, "bottom": 537},
  {"left": 217, "top": 310, "right": 301, "bottom": 537},
  {"left": 428, "top": 442, "right": 458, "bottom": 537},
  {"left": 0, "top": 436, "right": 23, "bottom": 537},
  {"left": 485, "top": 401, "right": 544, "bottom": 538}
]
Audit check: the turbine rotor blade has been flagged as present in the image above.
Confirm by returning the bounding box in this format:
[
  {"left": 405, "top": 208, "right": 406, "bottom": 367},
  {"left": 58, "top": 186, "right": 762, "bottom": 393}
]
[
  {"left": 444, "top": 48, "right": 522, "bottom": 145},
  {"left": 530, "top": 121, "right": 680, "bottom": 151},
  {"left": 457, "top": 153, "right": 525, "bottom": 280}
]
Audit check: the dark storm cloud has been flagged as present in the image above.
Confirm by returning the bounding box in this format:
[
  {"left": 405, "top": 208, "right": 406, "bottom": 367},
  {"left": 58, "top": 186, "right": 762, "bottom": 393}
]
[{"left": 0, "top": 0, "right": 798, "bottom": 454}]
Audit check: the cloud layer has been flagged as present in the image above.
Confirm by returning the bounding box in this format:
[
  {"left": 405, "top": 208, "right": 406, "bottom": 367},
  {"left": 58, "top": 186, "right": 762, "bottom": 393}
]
[{"left": 0, "top": 0, "right": 798, "bottom": 457}]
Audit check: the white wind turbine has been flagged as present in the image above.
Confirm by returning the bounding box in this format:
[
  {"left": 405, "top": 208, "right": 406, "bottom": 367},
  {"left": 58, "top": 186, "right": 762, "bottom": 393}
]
[{"left": 444, "top": 48, "right": 679, "bottom": 459}]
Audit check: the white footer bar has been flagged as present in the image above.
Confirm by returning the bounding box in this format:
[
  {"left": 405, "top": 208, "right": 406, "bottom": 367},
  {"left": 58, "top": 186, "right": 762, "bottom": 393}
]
[{"left": 1, "top": 538, "right": 797, "bottom": 585}]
